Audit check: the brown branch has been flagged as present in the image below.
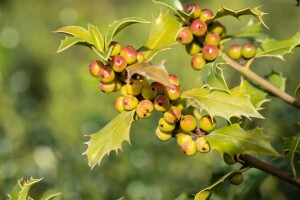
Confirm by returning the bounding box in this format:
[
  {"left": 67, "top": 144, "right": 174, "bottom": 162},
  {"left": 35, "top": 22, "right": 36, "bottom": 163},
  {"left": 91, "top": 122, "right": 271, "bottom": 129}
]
[{"left": 239, "top": 154, "right": 300, "bottom": 187}]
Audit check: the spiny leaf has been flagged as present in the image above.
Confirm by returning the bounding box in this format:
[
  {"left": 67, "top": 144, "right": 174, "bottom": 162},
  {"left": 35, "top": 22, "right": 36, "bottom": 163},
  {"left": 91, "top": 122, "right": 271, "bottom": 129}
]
[
  {"left": 266, "top": 72, "right": 286, "bottom": 92},
  {"left": 283, "top": 134, "right": 300, "bottom": 178},
  {"left": 8, "top": 178, "right": 43, "bottom": 200},
  {"left": 210, "top": 6, "right": 268, "bottom": 28},
  {"left": 56, "top": 37, "right": 85, "bottom": 53},
  {"left": 126, "top": 61, "right": 171, "bottom": 85},
  {"left": 231, "top": 79, "right": 269, "bottom": 110},
  {"left": 83, "top": 110, "right": 135, "bottom": 169},
  {"left": 105, "top": 17, "right": 150, "bottom": 49},
  {"left": 199, "top": 57, "right": 229, "bottom": 93},
  {"left": 206, "top": 124, "right": 280, "bottom": 158},
  {"left": 152, "top": 0, "right": 189, "bottom": 21},
  {"left": 139, "top": 11, "right": 181, "bottom": 60},
  {"left": 181, "top": 88, "right": 263, "bottom": 121},
  {"left": 54, "top": 26, "right": 92, "bottom": 43},
  {"left": 88, "top": 23, "right": 104, "bottom": 52},
  {"left": 91, "top": 46, "right": 113, "bottom": 64},
  {"left": 231, "top": 21, "right": 265, "bottom": 39},
  {"left": 256, "top": 32, "right": 300, "bottom": 60}
]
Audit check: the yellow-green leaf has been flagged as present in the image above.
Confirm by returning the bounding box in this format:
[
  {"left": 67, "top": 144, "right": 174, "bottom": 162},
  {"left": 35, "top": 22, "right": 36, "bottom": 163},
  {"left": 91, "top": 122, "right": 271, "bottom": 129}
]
[
  {"left": 55, "top": 26, "right": 92, "bottom": 43},
  {"left": 83, "top": 111, "right": 135, "bottom": 169},
  {"left": 206, "top": 124, "right": 280, "bottom": 158},
  {"left": 283, "top": 134, "right": 300, "bottom": 178},
  {"left": 232, "top": 21, "right": 265, "bottom": 39},
  {"left": 266, "top": 73, "right": 286, "bottom": 92},
  {"left": 56, "top": 37, "right": 85, "bottom": 53},
  {"left": 153, "top": 0, "right": 189, "bottom": 21},
  {"left": 88, "top": 23, "right": 104, "bottom": 52}
]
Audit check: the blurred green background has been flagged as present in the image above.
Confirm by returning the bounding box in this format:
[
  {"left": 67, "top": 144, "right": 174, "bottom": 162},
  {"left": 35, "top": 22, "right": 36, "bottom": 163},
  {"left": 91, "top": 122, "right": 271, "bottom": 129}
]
[{"left": 0, "top": 0, "right": 299, "bottom": 199}]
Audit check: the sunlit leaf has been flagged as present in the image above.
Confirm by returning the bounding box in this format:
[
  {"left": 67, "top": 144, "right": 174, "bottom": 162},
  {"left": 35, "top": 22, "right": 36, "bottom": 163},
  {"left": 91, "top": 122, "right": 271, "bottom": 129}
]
[
  {"left": 139, "top": 11, "right": 181, "bottom": 60},
  {"left": 54, "top": 26, "right": 92, "bottom": 43},
  {"left": 88, "top": 23, "right": 104, "bottom": 52},
  {"left": 232, "top": 79, "right": 269, "bottom": 110},
  {"left": 83, "top": 110, "right": 135, "bottom": 169},
  {"left": 8, "top": 178, "right": 43, "bottom": 200},
  {"left": 256, "top": 32, "right": 300, "bottom": 60},
  {"left": 206, "top": 124, "right": 280, "bottom": 158},
  {"left": 231, "top": 21, "right": 265, "bottom": 39},
  {"left": 283, "top": 134, "right": 300, "bottom": 178},
  {"left": 126, "top": 61, "right": 171, "bottom": 85},
  {"left": 181, "top": 88, "right": 263, "bottom": 121},
  {"left": 56, "top": 37, "right": 85, "bottom": 53},
  {"left": 210, "top": 6, "right": 268, "bottom": 28},
  {"left": 266, "top": 73, "right": 286, "bottom": 92},
  {"left": 153, "top": 0, "right": 189, "bottom": 21},
  {"left": 105, "top": 17, "right": 150, "bottom": 49},
  {"left": 194, "top": 189, "right": 211, "bottom": 200}
]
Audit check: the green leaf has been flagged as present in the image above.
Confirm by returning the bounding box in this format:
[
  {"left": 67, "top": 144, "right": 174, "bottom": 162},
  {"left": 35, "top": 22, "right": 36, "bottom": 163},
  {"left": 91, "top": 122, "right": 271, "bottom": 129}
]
[
  {"left": 181, "top": 88, "right": 263, "bottom": 121},
  {"left": 152, "top": 0, "right": 189, "bottom": 21},
  {"left": 266, "top": 73, "right": 286, "bottom": 92},
  {"left": 88, "top": 23, "right": 104, "bottom": 52},
  {"left": 194, "top": 190, "right": 211, "bottom": 200},
  {"left": 41, "top": 193, "right": 61, "bottom": 200},
  {"left": 55, "top": 26, "right": 92, "bottom": 43},
  {"left": 231, "top": 21, "right": 265, "bottom": 39},
  {"left": 8, "top": 178, "right": 42, "bottom": 200},
  {"left": 283, "top": 134, "right": 300, "bottom": 178},
  {"left": 139, "top": 11, "right": 181, "bottom": 60},
  {"left": 105, "top": 17, "right": 150, "bottom": 49},
  {"left": 206, "top": 124, "right": 280, "bottom": 158},
  {"left": 126, "top": 61, "right": 171, "bottom": 85},
  {"left": 256, "top": 32, "right": 300, "bottom": 60},
  {"left": 231, "top": 80, "right": 269, "bottom": 110},
  {"left": 199, "top": 57, "right": 229, "bottom": 93},
  {"left": 56, "top": 37, "right": 85, "bottom": 53},
  {"left": 210, "top": 6, "right": 268, "bottom": 28},
  {"left": 83, "top": 110, "right": 135, "bottom": 169}
]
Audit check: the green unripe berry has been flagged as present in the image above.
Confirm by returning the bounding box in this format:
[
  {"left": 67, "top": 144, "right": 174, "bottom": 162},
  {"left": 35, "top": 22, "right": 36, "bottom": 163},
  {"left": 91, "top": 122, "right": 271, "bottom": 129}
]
[
  {"left": 122, "top": 95, "right": 139, "bottom": 111},
  {"left": 227, "top": 44, "right": 242, "bottom": 60},
  {"left": 89, "top": 60, "right": 104, "bottom": 77},
  {"left": 223, "top": 153, "right": 238, "bottom": 165},
  {"left": 204, "top": 32, "right": 221, "bottom": 46},
  {"left": 109, "top": 41, "right": 122, "bottom": 56},
  {"left": 125, "top": 79, "right": 143, "bottom": 96},
  {"left": 99, "top": 66, "right": 115, "bottom": 83},
  {"left": 190, "top": 19, "right": 207, "bottom": 37},
  {"left": 199, "top": 9, "right": 214, "bottom": 22},
  {"left": 182, "top": 140, "right": 197, "bottom": 156},
  {"left": 168, "top": 75, "right": 180, "bottom": 87},
  {"left": 241, "top": 43, "right": 256, "bottom": 59},
  {"left": 209, "top": 21, "right": 226, "bottom": 37},
  {"left": 191, "top": 54, "right": 206, "bottom": 70},
  {"left": 115, "top": 96, "right": 124, "bottom": 112},
  {"left": 164, "top": 106, "right": 182, "bottom": 123},
  {"left": 199, "top": 115, "right": 216, "bottom": 131},
  {"left": 151, "top": 82, "right": 165, "bottom": 95},
  {"left": 195, "top": 137, "right": 210, "bottom": 153},
  {"left": 177, "top": 27, "right": 194, "bottom": 45},
  {"left": 155, "top": 127, "right": 172, "bottom": 142},
  {"left": 185, "top": 4, "right": 202, "bottom": 19},
  {"left": 185, "top": 41, "right": 201, "bottom": 55},
  {"left": 99, "top": 81, "right": 115, "bottom": 93},
  {"left": 164, "top": 85, "right": 181, "bottom": 101},
  {"left": 120, "top": 45, "right": 137, "bottom": 65},
  {"left": 202, "top": 44, "right": 218, "bottom": 61},
  {"left": 154, "top": 95, "right": 171, "bottom": 112},
  {"left": 136, "top": 100, "right": 154, "bottom": 119},
  {"left": 176, "top": 133, "right": 192, "bottom": 147},
  {"left": 141, "top": 84, "right": 157, "bottom": 100},
  {"left": 111, "top": 55, "right": 127, "bottom": 72},
  {"left": 180, "top": 114, "right": 197, "bottom": 132},
  {"left": 228, "top": 172, "right": 243, "bottom": 185},
  {"left": 158, "top": 117, "right": 176, "bottom": 132}
]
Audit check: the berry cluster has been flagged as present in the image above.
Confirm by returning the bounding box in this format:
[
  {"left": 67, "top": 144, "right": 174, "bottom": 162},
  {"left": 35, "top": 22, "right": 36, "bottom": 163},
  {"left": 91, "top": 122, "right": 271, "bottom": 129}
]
[
  {"left": 227, "top": 43, "right": 257, "bottom": 60},
  {"left": 177, "top": 4, "right": 226, "bottom": 70}
]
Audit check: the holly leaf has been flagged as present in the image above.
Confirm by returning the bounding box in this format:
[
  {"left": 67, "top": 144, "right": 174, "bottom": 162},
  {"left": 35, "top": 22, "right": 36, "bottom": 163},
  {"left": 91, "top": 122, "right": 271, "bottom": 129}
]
[
  {"left": 152, "top": 0, "right": 189, "bottom": 21},
  {"left": 256, "top": 32, "right": 300, "bottom": 60},
  {"left": 56, "top": 37, "right": 85, "bottom": 53},
  {"left": 283, "top": 134, "right": 300, "bottom": 178},
  {"left": 88, "top": 23, "right": 104, "bottom": 52},
  {"left": 199, "top": 57, "right": 229, "bottom": 93},
  {"left": 139, "top": 11, "right": 181, "bottom": 60},
  {"left": 83, "top": 110, "right": 135, "bottom": 169},
  {"left": 266, "top": 72, "right": 286, "bottom": 92},
  {"left": 206, "top": 124, "right": 280, "bottom": 158},
  {"left": 181, "top": 88, "right": 263, "bottom": 121},
  {"left": 231, "top": 21, "right": 265, "bottom": 39},
  {"left": 126, "top": 61, "right": 171, "bottom": 86},
  {"left": 210, "top": 6, "right": 268, "bottom": 28},
  {"left": 231, "top": 79, "right": 269, "bottom": 110},
  {"left": 105, "top": 17, "right": 150, "bottom": 49},
  {"left": 54, "top": 26, "right": 92, "bottom": 43}
]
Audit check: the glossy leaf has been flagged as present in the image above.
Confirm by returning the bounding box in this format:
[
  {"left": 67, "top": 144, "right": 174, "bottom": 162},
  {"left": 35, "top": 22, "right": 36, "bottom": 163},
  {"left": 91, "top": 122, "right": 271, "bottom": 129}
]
[
  {"left": 126, "top": 61, "right": 171, "bottom": 85},
  {"left": 55, "top": 26, "right": 92, "bottom": 43},
  {"left": 83, "top": 110, "right": 135, "bottom": 169},
  {"left": 283, "top": 134, "right": 300, "bottom": 178},
  {"left": 200, "top": 57, "right": 229, "bottom": 93},
  {"left": 266, "top": 73, "right": 286, "bottom": 92},
  {"left": 256, "top": 32, "right": 300, "bottom": 60},
  {"left": 210, "top": 6, "right": 268, "bottom": 28},
  {"left": 56, "top": 37, "right": 85, "bottom": 53},
  {"left": 232, "top": 80, "right": 269, "bottom": 110},
  {"left": 231, "top": 21, "right": 265, "bottom": 39},
  {"left": 153, "top": 0, "right": 189, "bottom": 21},
  {"left": 105, "top": 17, "right": 150, "bottom": 49},
  {"left": 181, "top": 88, "right": 263, "bottom": 121},
  {"left": 88, "top": 23, "right": 104, "bottom": 52},
  {"left": 206, "top": 124, "right": 280, "bottom": 158},
  {"left": 139, "top": 11, "right": 181, "bottom": 60}
]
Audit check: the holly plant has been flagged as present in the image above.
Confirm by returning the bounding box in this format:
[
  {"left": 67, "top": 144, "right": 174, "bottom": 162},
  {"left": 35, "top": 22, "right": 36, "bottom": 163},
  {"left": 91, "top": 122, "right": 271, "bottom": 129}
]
[{"left": 55, "top": 0, "right": 300, "bottom": 199}]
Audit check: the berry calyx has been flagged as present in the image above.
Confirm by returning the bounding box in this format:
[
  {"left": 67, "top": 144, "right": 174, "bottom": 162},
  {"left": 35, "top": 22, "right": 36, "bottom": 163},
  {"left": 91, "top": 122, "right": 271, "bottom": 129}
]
[
  {"left": 120, "top": 45, "right": 137, "bottom": 65},
  {"left": 182, "top": 140, "right": 197, "bottom": 156},
  {"left": 227, "top": 44, "right": 242, "bottom": 60},
  {"left": 199, "top": 115, "right": 216, "bottom": 131},
  {"left": 154, "top": 95, "right": 171, "bottom": 112},
  {"left": 185, "top": 4, "right": 202, "bottom": 19},
  {"left": 177, "top": 27, "right": 194, "bottom": 45},
  {"left": 122, "top": 95, "right": 139, "bottom": 111},
  {"left": 136, "top": 100, "right": 154, "bottom": 119},
  {"left": 191, "top": 54, "right": 206, "bottom": 70},
  {"left": 158, "top": 117, "right": 176, "bottom": 132},
  {"left": 98, "top": 66, "right": 115, "bottom": 83},
  {"left": 89, "top": 60, "right": 104, "bottom": 77},
  {"left": 202, "top": 44, "right": 218, "bottom": 61},
  {"left": 180, "top": 115, "right": 197, "bottom": 132},
  {"left": 241, "top": 43, "right": 256, "bottom": 59},
  {"left": 190, "top": 19, "right": 207, "bottom": 37}
]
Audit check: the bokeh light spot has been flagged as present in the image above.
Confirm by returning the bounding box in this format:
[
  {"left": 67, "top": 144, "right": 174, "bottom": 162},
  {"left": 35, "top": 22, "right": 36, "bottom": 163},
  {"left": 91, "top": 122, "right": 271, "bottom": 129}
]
[{"left": 0, "top": 27, "right": 19, "bottom": 49}]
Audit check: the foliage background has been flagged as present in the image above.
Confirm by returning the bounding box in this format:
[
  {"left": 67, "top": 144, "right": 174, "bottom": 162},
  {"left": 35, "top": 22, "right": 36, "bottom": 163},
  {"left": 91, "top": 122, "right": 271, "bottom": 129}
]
[{"left": 0, "top": 0, "right": 299, "bottom": 199}]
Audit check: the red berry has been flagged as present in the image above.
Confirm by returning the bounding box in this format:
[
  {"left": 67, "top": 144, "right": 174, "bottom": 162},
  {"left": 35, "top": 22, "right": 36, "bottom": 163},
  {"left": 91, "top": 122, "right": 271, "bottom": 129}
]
[
  {"left": 111, "top": 55, "right": 127, "bottom": 72},
  {"left": 89, "top": 60, "right": 104, "bottom": 77},
  {"left": 200, "top": 9, "right": 214, "bottom": 22},
  {"left": 191, "top": 54, "right": 206, "bottom": 70},
  {"left": 177, "top": 27, "right": 194, "bottom": 45},
  {"left": 98, "top": 66, "right": 115, "bottom": 83},
  {"left": 185, "top": 4, "right": 202, "bottom": 19},
  {"left": 120, "top": 45, "right": 137, "bottom": 64},
  {"left": 204, "top": 32, "right": 221, "bottom": 46},
  {"left": 202, "top": 44, "right": 218, "bottom": 61},
  {"left": 190, "top": 19, "right": 207, "bottom": 37},
  {"left": 227, "top": 44, "right": 242, "bottom": 60}
]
